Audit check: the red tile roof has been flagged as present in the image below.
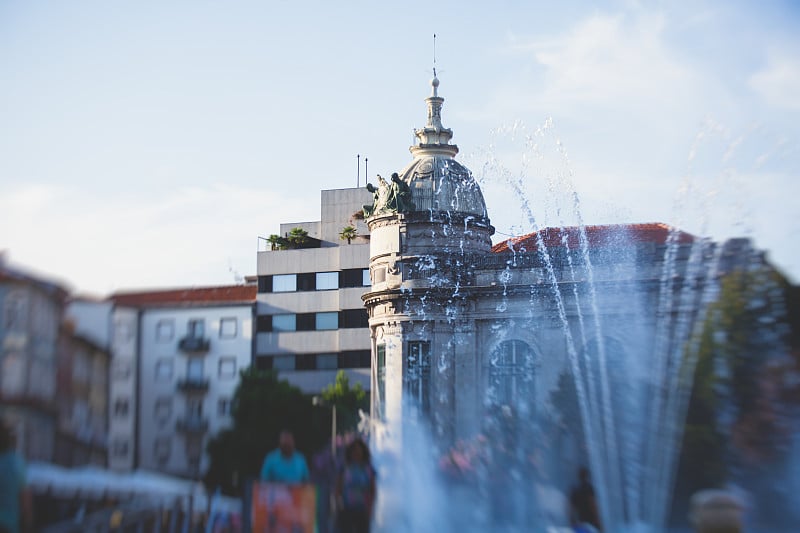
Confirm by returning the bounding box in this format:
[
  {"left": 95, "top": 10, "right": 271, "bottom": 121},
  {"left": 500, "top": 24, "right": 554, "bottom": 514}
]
[
  {"left": 111, "top": 285, "right": 256, "bottom": 308},
  {"left": 491, "top": 223, "right": 696, "bottom": 254}
]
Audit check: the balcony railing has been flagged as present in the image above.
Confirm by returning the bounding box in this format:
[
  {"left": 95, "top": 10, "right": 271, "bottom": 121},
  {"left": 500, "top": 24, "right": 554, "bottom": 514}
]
[
  {"left": 176, "top": 377, "right": 210, "bottom": 393},
  {"left": 178, "top": 336, "right": 210, "bottom": 353},
  {"left": 176, "top": 416, "right": 209, "bottom": 434}
]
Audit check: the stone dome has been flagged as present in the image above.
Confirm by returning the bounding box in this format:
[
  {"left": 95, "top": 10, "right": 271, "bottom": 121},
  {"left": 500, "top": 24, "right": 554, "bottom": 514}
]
[
  {"left": 397, "top": 155, "right": 488, "bottom": 218},
  {"left": 397, "top": 75, "right": 488, "bottom": 219}
]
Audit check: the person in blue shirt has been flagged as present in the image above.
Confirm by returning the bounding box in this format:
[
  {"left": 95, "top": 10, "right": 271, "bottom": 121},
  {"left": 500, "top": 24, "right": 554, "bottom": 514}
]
[{"left": 260, "top": 430, "right": 309, "bottom": 484}]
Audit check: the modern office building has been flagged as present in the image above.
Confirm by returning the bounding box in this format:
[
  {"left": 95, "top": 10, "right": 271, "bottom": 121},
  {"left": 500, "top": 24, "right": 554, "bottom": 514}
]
[
  {"left": 255, "top": 187, "right": 373, "bottom": 393},
  {"left": 107, "top": 285, "right": 256, "bottom": 477}
]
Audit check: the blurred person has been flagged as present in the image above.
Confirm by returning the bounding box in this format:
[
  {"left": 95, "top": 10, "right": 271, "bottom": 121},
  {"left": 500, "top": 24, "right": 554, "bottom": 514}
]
[
  {"left": 260, "top": 430, "right": 310, "bottom": 484},
  {"left": 0, "top": 422, "right": 31, "bottom": 533},
  {"left": 569, "top": 466, "right": 602, "bottom": 532},
  {"left": 335, "top": 438, "right": 376, "bottom": 533}
]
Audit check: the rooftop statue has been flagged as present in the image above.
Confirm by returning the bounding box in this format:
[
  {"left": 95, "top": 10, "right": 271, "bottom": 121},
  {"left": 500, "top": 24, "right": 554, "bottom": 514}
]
[{"left": 363, "top": 173, "right": 415, "bottom": 217}]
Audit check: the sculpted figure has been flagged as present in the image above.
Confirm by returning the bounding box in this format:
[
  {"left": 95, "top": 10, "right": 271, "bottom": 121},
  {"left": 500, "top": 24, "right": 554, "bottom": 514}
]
[
  {"left": 363, "top": 175, "right": 392, "bottom": 216},
  {"left": 390, "top": 172, "right": 415, "bottom": 213}
]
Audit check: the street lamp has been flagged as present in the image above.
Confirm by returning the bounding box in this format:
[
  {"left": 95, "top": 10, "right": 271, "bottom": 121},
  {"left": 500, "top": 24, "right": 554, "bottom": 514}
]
[{"left": 313, "top": 396, "right": 337, "bottom": 457}]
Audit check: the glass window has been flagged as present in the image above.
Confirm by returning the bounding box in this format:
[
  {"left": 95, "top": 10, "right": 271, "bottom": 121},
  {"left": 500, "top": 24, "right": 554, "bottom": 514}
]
[
  {"left": 219, "top": 317, "right": 237, "bottom": 338},
  {"left": 4, "top": 293, "right": 25, "bottom": 332},
  {"left": 407, "top": 341, "right": 432, "bottom": 415},
  {"left": 114, "top": 398, "right": 130, "bottom": 417},
  {"left": 272, "top": 355, "right": 296, "bottom": 371},
  {"left": 218, "top": 357, "right": 237, "bottom": 379},
  {"left": 315, "top": 312, "right": 338, "bottom": 330},
  {"left": 155, "top": 397, "right": 172, "bottom": 423},
  {"left": 317, "top": 353, "right": 338, "bottom": 370},
  {"left": 188, "top": 319, "right": 204, "bottom": 338},
  {"left": 377, "top": 344, "right": 386, "bottom": 420},
  {"left": 273, "top": 274, "right": 297, "bottom": 292},
  {"left": 316, "top": 272, "right": 339, "bottom": 291},
  {"left": 156, "top": 319, "right": 174, "bottom": 342},
  {"left": 363, "top": 269, "right": 371, "bottom": 286},
  {"left": 155, "top": 359, "right": 173, "bottom": 381},
  {"left": 114, "top": 320, "right": 132, "bottom": 343},
  {"left": 272, "top": 314, "right": 297, "bottom": 332},
  {"left": 218, "top": 397, "right": 232, "bottom": 417},
  {"left": 187, "top": 358, "right": 204, "bottom": 380}
]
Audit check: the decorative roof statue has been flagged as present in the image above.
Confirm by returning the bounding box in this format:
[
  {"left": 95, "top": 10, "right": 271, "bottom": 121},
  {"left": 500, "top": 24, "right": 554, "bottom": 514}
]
[{"left": 363, "top": 173, "right": 415, "bottom": 217}]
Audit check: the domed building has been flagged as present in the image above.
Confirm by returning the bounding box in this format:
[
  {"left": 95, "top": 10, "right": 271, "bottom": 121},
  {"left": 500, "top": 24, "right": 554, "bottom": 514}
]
[{"left": 360, "top": 75, "right": 764, "bottom": 460}]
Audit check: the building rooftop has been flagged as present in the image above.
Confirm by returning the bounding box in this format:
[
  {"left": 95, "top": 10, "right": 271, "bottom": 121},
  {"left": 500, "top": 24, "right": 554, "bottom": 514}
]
[
  {"left": 491, "top": 222, "right": 697, "bottom": 254},
  {"left": 111, "top": 284, "right": 257, "bottom": 308}
]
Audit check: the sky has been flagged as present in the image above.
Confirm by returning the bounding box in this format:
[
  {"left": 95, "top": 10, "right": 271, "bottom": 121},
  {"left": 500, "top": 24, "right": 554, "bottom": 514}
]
[{"left": 1, "top": 0, "right": 799, "bottom": 295}]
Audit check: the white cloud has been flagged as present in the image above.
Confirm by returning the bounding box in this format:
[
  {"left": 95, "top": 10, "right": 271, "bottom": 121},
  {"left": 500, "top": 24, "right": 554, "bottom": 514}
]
[
  {"left": 749, "top": 52, "right": 800, "bottom": 111},
  {"left": 0, "top": 183, "right": 310, "bottom": 295}
]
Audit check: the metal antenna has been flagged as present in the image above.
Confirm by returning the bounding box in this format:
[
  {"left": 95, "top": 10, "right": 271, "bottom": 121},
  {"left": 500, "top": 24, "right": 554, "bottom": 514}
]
[
  {"left": 433, "top": 33, "right": 437, "bottom": 77},
  {"left": 365, "top": 157, "right": 368, "bottom": 183},
  {"left": 357, "top": 154, "right": 360, "bottom": 188}
]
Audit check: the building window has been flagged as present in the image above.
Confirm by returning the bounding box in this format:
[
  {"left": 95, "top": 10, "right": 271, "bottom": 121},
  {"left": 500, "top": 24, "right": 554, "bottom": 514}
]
[
  {"left": 155, "top": 359, "right": 174, "bottom": 382},
  {"left": 297, "top": 273, "right": 315, "bottom": 291},
  {"left": 272, "top": 314, "right": 297, "bottom": 332},
  {"left": 363, "top": 269, "right": 371, "bottom": 287},
  {"left": 256, "top": 315, "right": 272, "bottom": 332},
  {"left": 340, "top": 309, "right": 368, "bottom": 329},
  {"left": 187, "top": 319, "right": 205, "bottom": 338},
  {"left": 273, "top": 274, "right": 297, "bottom": 292},
  {"left": 219, "top": 317, "right": 237, "bottom": 338},
  {"left": 407, "top": 341, "right": 431, "bottom": 415},
  {"left": 154, "top": 437, "right": 171, "bottom": 462},
  {"left": 218, "top": 397, "right": 232, "bottom": 417},
  {"left": 218, "top": 357, "right": 237, "bottom": 379},
  {"left": 315, "top": 312, "right": 338, "bottom": 330},
  {"left": 112, "top": 360, "right": 131, "bottom": 380},
  {"left": 114, "top": 398, "right": 130, "bottom": 418},
  {"left": 296, "top": 354, "right": 316, "bottom": 370},
  {"left": 338, "top": 350, "right": 370, "bottom": 368},
  {"left": 186, "top": 397, "right": 203, "bottom": 419},
  {"left": 187, "top": 358, "right": 204, "bottom": 380},
  {"left": 155, "top": 397, "right": 172, "bottom": 424},
  {"left": 316, "top": 272, "right": 338, "bottom": 291},
  {"left": 156, "top": 319, "right": 174, "bottom": 342},
  {"left": 272, "top": 355, "right": 295, "bottom": 371},
  {"left": 114, "top": 320, "right": 132, "bottom": 343},
  {"left": 4, "top": 293, "right": 25, "bottom": 332},
  {"left": 317, "top": 353, "right": 338, "bottom": 370},
  {"left": 257, "top": 276, "right": 272, "bottom": 293},
  {"left": 488, "top": 340, "right": 534, "bottom": 407},
  {"left": 376, "top": 344, "right": 386, "bottom": 420},
  {"left": 111, "top": 439, "right": 129, "bottom": 457}
]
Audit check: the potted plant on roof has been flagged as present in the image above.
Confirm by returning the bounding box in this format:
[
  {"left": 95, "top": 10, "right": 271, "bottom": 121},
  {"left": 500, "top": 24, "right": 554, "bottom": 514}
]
[
  {"left": 267, "top": 234, "right": 287, "bottom": 251},
  {"left": 339, "top": 225, "right": 358, "bottom": 244},
  {"left": 286, "top": 227, "right": 309, "bottom": 249}
]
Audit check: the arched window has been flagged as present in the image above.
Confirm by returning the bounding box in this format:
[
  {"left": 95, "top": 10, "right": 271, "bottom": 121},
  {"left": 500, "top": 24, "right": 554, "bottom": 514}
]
[{"left": 488, "top": 340, "right": 535, "bottom": 408}]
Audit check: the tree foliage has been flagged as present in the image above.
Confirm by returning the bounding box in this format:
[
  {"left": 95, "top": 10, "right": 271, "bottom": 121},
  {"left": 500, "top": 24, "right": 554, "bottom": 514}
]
[
  {"left": 339, "top": 226, "right": 358, "bottom": 244},
  {"left": 320, "top": 370, "right": 369, "bottom": 434},
  {"left": 675, "top": 266, "right": 796, "bottom": 502},
  {"left": 286, "top": 227, "right": 310, "bottom": 248},
  {"left": 204, "top": 369, "right": 327, "bottom": 495}
]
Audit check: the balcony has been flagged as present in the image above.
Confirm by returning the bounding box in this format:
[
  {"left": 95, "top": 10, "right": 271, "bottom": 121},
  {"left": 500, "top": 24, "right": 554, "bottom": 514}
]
[
  {"left": 176, "top": 377, "right": 210, "bottom": 394},
  {"left": 178, "top": 336, "right": 210, "bottom": 353},
  {"left": 176, "top": 416, "right": 209, "bottom": 434}
]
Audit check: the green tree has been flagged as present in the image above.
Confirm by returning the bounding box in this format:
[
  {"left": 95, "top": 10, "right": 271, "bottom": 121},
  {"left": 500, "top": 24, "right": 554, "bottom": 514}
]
[
  {"left": 675, "top": 266, "right": 795, "bottom": 505},
  {"left": 266, "top": 234, "right": 287, "bottom": 251},
  {"left": 286, "top": 227, "right": 309, "bottom": 248},
  {"left": 204, "top": 368, "right": 327, "bottom": 495},
  {"left": 320, "top": 370, "right": 369, "bottom": 435},
  {"left": 339, "top": 225, "right": 358, "bottom": 244}
]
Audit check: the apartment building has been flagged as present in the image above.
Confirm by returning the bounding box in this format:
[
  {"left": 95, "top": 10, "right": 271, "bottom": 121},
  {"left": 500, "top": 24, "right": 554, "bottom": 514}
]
[
  {"left": 255, "top": 187, "right": 373, "bottom": 393},
  {"left": 108, "top": 285, "right": 256, "bottom": 477}
]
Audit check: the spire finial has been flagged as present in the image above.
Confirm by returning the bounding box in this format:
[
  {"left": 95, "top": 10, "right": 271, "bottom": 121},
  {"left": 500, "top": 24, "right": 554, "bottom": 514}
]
[{"left": 433, "top": 33, "right": 437, "bottom": 76}]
